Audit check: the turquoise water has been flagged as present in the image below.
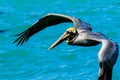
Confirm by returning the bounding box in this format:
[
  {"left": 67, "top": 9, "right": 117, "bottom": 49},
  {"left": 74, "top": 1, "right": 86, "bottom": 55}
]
[{"left": 0, "top": 0, "right": 120, "bottom": 80}]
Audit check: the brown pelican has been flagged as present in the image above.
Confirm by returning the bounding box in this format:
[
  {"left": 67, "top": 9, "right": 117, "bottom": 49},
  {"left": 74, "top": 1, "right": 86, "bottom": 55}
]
[{"left": 13, "top": 13, "right": 118, "bottom": 80}]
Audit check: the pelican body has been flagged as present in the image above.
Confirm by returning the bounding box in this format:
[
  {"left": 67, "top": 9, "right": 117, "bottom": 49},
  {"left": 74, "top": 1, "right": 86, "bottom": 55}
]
[{"left": 14, "top": 13, "right": 119, "bottom": 80}]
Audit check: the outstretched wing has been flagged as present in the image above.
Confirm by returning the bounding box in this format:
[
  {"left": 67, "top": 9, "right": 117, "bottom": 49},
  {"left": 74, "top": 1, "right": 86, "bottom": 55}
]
[{"left": 13, "top": 13, "right": 81, "bottom": 46}]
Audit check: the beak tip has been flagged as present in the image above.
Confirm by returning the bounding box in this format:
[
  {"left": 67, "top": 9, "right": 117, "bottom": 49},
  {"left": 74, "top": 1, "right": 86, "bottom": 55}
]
[{"left": 48, "top": 48, "right": 51, "bottom": 50}]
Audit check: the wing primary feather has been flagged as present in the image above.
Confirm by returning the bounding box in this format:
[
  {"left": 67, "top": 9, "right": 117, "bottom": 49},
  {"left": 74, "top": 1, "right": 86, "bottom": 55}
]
[
  {"left": 25, "top": 35, "right": 31, "bottom": 42},
  {"left": 19, "top": 33, "right": 29, "bottom": 45},
  {"left": 15, "top": 31, "right": 25, "bottom": 36},
  {"left": 17, "top": 35, "right": 25, "bottom": 46},
  {"left": 13, "top": 31, "right": 28, "bottom": 45},
  {"left": 13, "top": 35, "right": 24, "bottom": 44},
  {"left": 16, "top": 33, "right": 27, "bottom": 46}
]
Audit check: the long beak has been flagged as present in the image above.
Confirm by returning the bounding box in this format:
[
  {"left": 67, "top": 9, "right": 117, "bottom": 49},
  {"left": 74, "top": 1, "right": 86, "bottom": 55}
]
[{"left": 48, "top": 32, "right": 70, "bottom": 50}]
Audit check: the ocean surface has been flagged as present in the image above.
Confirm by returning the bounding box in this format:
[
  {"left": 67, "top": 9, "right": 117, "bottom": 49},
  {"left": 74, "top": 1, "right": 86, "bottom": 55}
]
[{"left": 0, "top": 0, "right": 120, "bottom": 80}]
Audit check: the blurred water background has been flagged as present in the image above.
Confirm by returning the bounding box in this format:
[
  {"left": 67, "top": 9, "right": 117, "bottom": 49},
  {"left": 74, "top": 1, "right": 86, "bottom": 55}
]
[{"left": 0, "top": 0, "right": 120, "bottom": 80}]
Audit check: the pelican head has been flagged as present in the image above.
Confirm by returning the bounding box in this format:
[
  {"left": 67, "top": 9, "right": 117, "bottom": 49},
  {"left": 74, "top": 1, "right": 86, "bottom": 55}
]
[{"left": 48, "top": 27, "right": 77, "bottom": 50}]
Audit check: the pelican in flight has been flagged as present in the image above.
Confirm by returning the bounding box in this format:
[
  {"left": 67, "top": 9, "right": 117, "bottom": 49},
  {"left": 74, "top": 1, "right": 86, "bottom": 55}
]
[{"left": 14, "top": 13, "right": 118, "bottom": 80}]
